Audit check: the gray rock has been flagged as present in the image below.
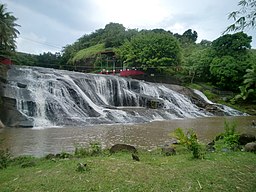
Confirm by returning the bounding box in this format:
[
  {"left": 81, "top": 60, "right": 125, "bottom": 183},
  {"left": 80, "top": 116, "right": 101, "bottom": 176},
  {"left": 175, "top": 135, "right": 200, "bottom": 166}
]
[
  {"left": 17, "top": 83, "right": 27, "bottom": 88},
  {"left": 110, "top": 144, "right": 137, "bottom": 154},
  {"left": 244, "top": 142, "right": 256, "bottom": 152},
  {"left": 238, "top": 134, "right": 256, "bottom": 145},
  {"left": 0, "top": 97, "right": 34, "bottom": 127}
]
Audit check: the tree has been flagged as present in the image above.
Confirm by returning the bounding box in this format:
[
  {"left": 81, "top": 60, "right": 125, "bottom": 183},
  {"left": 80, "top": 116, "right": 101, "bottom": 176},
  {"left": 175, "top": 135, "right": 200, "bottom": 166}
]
[
  {"left": 103, "top": 22, "right": 126, "bottom": 48},
  {"left": 0, "top": 4, "right": 20, "bottom": 57},
  {"left": 182, "top": 29, "right": 198, "bottom": 43},
  {"left": 12, "top": 52, "right": 38, "bottom": 66},
  {"left": 117, "top": 31, "right": 181, "bottom": 70},
  {"left": 210, "top": 56, "right": 244, "bottom": 90},
  {"left": 209, "top": 32, "right": 252, "bottom": 90},
  {"left": 199, "top": 39, "right": 212, "bottom": 47},
  {"left": 211, "top": 32, "right": 252, "bottom": 58},
  {"left": 60, "top": 44, "right": 77, "bottom": 65},
  {"left": 225, "top": 0, "right": 256, "bottom": 32},
  {"left": 185, "top": 48, "right": 212, "bottom": 83},
  {"left": 37, "top": 52, "right": 61, "bottom": 67}
]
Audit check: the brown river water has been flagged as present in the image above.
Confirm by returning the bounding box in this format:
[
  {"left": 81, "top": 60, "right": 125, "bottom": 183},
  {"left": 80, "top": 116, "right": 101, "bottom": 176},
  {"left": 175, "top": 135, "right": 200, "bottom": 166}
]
[{"left": 1, "top": 116, "right": 256, "bottom": 157}]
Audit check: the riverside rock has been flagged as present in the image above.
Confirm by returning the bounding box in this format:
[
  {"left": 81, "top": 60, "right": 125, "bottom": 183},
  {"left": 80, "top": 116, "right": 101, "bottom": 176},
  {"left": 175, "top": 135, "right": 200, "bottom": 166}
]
[
  {"left": 238, "top": 134, "right": 256, "bottom": 145},
  {"left": 110, "top": 144, "right": 137, "bottom": 154},
  {"left": 244, "top": 142, "right": 256, "bottom": 153}
]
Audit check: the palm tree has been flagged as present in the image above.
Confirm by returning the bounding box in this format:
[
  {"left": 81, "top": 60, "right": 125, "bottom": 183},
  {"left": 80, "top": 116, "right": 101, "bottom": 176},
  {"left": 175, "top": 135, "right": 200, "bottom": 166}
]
[{"left": 0, "top": 3, "right": 20, "bottom": 57}]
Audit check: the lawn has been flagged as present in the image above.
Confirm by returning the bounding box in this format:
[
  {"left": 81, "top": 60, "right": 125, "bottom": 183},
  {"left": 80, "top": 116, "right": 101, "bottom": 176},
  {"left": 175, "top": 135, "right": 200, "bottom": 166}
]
[{"left": 0, "top": 150, "right": 255, "bottom": 192}]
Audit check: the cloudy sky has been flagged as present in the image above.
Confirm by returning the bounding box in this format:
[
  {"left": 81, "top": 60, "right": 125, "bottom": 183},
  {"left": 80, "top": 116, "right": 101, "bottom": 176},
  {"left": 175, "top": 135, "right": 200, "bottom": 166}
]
[{"left": 1, "top": 0, "right": 255, "bottom": 54}]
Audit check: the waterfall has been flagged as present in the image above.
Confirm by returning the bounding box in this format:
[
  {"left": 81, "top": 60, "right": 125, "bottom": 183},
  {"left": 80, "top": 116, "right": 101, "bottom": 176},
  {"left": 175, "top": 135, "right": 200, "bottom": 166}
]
[{"left": 2, "top": 66, "right": 245, "bottom": 127}]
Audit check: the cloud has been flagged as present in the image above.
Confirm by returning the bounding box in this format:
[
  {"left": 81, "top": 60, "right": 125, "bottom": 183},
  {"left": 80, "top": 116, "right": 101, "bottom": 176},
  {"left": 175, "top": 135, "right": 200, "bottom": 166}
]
[
  {"left": 93, "top": 0, "right": 172, "bottom": 29},
  {"left": 16, "top": 33, "right": 60, "bottom": 54},
  {"left": 3, "top": 0, "right": 92, "bottom": 54}
]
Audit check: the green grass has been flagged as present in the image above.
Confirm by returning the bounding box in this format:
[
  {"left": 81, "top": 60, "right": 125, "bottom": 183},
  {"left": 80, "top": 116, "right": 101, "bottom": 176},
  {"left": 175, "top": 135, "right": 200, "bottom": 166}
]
[
  {"left": 0, "top": 150, "right": 255, "bottom": 192},
  {"left": 71, "top": 44, "right": 105, "bottom": 63}
]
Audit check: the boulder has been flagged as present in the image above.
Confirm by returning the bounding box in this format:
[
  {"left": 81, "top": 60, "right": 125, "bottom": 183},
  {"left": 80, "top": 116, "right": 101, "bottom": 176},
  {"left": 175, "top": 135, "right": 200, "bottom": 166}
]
[
  {"left": 238, "top": 134, "right": 256, "bottom": 145},
  {"left": 0, "top": 97, "right": 34, "bottom": 127},
  {"left": 110, "top": 144, "right": 137, "bottom": 154},
  {"left": 244, "top": 142, "right": 256, "bottom": 152}
]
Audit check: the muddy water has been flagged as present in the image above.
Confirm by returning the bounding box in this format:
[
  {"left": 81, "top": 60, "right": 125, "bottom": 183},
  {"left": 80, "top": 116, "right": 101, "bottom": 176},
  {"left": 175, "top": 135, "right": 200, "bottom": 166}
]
[{"left": 1, "top": 116, "right": 256, "bottom": 157}]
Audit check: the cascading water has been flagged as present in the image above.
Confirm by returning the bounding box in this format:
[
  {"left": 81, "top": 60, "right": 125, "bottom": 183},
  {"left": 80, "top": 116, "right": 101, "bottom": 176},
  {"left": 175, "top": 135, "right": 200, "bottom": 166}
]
[{"left": 2, "top": 66, "right": 245, "bottom": 127}]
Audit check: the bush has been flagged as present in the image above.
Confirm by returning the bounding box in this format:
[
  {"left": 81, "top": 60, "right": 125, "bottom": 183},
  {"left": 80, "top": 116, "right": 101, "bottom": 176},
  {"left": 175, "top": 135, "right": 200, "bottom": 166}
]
[
  {"left": 214, "top": 121, "right": 240, "bottom": 151},
  {"left": 74, "top": 145, "right": 90, "bottom": 158},
  {"left": 74, "top": 142, "right": 103, "bottom": 157},
  {"left": 172, "top": 128, "right": 205, "bottom": 159},
  {"left": 89, "top": 142, "right": 102, "bottom": 156}
]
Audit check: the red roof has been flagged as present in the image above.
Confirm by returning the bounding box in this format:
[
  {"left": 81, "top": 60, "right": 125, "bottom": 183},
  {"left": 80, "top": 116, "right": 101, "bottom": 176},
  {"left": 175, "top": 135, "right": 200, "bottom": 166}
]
[
  {"left": 120, "top": 70, "right": 144, "bottom": 77},
  {"left": 0, "top": 58, "right": 12, "bottom": 65}
]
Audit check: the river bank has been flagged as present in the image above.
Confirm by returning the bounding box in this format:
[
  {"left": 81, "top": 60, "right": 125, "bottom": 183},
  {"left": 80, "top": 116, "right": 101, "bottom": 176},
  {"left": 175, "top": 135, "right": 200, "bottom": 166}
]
[{"left": 0, "top": 149, "right": 255, "bottom": 192}]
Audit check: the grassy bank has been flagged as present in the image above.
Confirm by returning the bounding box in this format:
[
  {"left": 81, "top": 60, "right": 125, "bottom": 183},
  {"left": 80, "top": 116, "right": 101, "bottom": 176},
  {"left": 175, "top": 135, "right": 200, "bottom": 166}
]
[{"left": 0, "top": 150, "right": 255, "bottom": 192}]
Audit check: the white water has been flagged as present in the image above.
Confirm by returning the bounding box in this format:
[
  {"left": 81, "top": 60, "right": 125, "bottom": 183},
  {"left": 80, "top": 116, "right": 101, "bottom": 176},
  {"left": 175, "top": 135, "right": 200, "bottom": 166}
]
[
  {"left": 193, "top": 89, "right": 214, "bottom": 104},
  {"left": 4, "top": 66, "right": 245, "bottom": 128}
]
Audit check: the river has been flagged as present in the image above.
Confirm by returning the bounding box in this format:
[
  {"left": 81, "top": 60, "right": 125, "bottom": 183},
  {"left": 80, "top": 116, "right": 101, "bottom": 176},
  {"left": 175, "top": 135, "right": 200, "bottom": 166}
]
[{"left": 1, "top": 116, "right": 256, "bottom": 157}]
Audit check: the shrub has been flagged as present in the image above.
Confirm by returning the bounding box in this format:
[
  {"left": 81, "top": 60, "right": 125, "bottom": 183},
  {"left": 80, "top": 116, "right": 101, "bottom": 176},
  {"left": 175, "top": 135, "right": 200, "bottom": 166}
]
[
  {"left": 74, "top": 145, "right": 90, "bottom": 158},
  {"left": 89, "top": 142, "right": 102, "bottom": 156},
  {"left": 172, "top": 128, "right": 205, "bottom": 159},
  {"left": 214, "top": 121, "right": 240, "bottom": 151},
  {"left": 74, "top": 142, "right": 103, "bottom": 157}
]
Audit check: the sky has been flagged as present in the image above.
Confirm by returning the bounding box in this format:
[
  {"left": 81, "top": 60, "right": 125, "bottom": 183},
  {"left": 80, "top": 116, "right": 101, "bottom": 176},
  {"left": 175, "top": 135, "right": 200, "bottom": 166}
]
[{"left": 1, "top": 0, "right": 255, "bottom": 54}]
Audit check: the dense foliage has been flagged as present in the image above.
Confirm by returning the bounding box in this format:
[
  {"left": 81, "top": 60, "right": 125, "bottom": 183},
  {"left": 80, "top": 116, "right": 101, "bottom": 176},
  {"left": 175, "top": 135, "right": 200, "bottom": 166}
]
[
  {"left": 172, "top": 128, "right": 204, "bottom": 159},
  {"left": 12, "top": 52, "right": 61, "bottom": 68},
  {"left": 60, "top": 22, "right": 138, "bottom": 65},
  {"left": 117, "top": 31, "right": 181, "bottom": 70}
]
